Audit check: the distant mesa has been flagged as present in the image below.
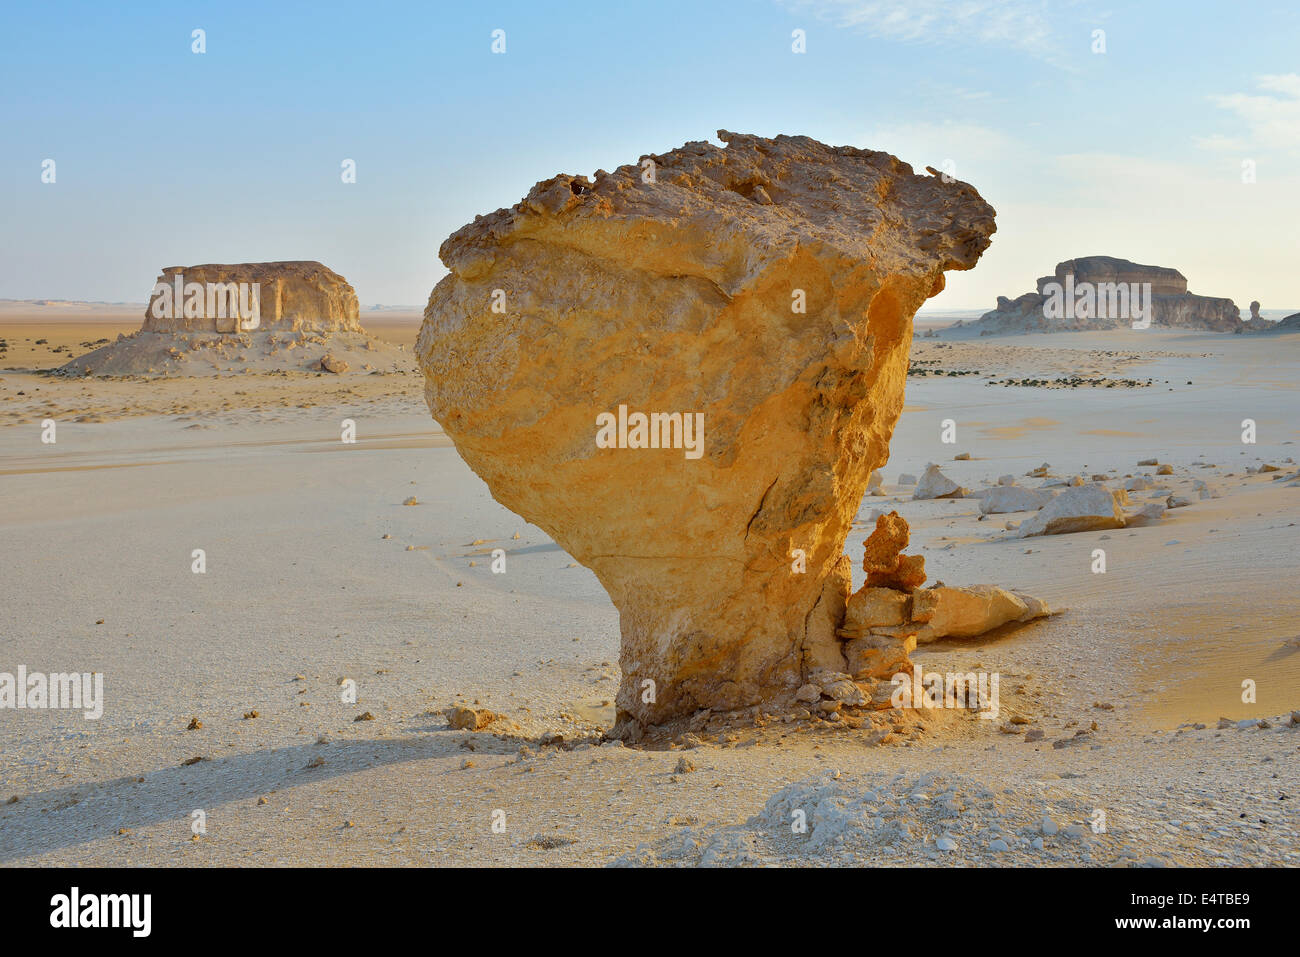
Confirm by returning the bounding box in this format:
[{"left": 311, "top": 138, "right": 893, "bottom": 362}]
[
  {"left": 141, "top": 261, "right": 361, "bottom": 334},
  {"left": 947, "top": 255, "right": 1241, "bottom": 336},
  {"left": 58, "top": 261, "right": 407, "bottom": 377}
]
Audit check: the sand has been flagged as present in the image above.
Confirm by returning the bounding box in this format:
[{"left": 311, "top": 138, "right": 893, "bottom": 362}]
[
  {"left": 0, "top": 314, "right": 424, "bottom": 424},
  {"left": 1, "top": 323, "right": 1298, "bottom": 866}
]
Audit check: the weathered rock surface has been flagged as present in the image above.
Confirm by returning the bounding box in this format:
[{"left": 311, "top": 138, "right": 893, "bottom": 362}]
[
  {"left": 415, "top": 131, "right": 997, "bottom": 732},
  {"left": 860, "top": 510, "right": 927, "bottom": 593},
  {"left": 142, "top": 261, "right": 361, "bottom": 334},
  {"left": 911, "top": 585, "right": 1051, "bottom": 643},
  {"left": 948, "top": 256, "right": 1240, "bottom": 336},
  {"left": 1016, "top": 483, "right": 1126, "bottom": 537}
]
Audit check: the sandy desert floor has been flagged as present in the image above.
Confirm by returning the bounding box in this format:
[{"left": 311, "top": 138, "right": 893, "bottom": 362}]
[{"left": 1, "top": 319, "right": 1298, "bottom": 867}]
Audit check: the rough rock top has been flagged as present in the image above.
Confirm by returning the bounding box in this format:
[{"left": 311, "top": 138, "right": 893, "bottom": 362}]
[{"left": 438, "top": 130, "right": 995, "bottom": 294}]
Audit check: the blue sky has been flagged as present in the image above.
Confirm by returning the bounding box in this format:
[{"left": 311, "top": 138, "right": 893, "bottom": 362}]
[{"left": 3, "top": 0, "right": 1298, "bottom": 309}]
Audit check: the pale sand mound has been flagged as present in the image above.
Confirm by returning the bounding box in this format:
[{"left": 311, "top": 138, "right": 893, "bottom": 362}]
[
  {"left": 55, "top": 329, "right": 409, "bottom": 378},
  {"left": 611, "top": 755, "right": 1300, "bottom": 866}
]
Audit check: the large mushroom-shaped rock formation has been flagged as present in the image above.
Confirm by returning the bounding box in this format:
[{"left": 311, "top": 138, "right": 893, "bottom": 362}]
[
  {"left": 416, "top": 131, "right": 997, "bottom": 735},
  {"left": 58, "top": 261, "right": 409, "bottom": 377}
]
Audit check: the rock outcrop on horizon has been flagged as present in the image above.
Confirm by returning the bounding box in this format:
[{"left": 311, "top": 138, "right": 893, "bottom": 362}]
[
  {"left": 141, "top": 261, "right": 361, "bottom": 334},
  {"left": 1237, "top": 302, "right": 1300, "bottom": 334},
  {"left": 58, "top": 261, "right": 407, "bottom": 377},
  {"left": 415, "top": 131, "right": 999, "bottom": 735},
  {"left": 1250, "top": 310, "right": 1300, "bottom": 334},
  {"left": 1241, "top": 301, "right": 1273, "bottom": 333},
  {"left": 948, "top": 256, "right": 1240, "bottom": 336}
]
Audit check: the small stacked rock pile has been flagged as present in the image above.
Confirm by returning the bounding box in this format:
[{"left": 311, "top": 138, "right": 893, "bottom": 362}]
[
  {"left": 780, "top": 511, "right": 1054, "bottom": 723},
  {"left": 839, "top": 512, "right": 1051, "bottom": 692}
]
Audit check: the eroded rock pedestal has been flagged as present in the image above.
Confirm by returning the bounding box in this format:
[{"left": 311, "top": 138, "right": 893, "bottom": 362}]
[{"left": 416, "top": 131, "right": 998, "bottom": 736}]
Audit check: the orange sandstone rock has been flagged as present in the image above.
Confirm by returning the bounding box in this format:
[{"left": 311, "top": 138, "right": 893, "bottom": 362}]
[
  {"left": 416, "top": 131, "right": 997, "bottom": 733},
  {"left": 861, "top": 511, "right": 927, "bottom": 591}
]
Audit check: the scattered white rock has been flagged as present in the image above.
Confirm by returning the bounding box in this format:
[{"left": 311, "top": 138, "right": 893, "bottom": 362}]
[
  {"left": 978, "top": 485, "right": 1055, "bottom": 514},
  {"left": 1125, "top": 501, "right": 1167, "bottom": 528},
  {"left": 1016, "top": 484, "right": 1126, "bottom": 537},
  {"left": 1193, "top": 479, "right": 1222, "bottom": 499},
  {"left": 913, "top": 464, "right": 966, "bottom": 500}
]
